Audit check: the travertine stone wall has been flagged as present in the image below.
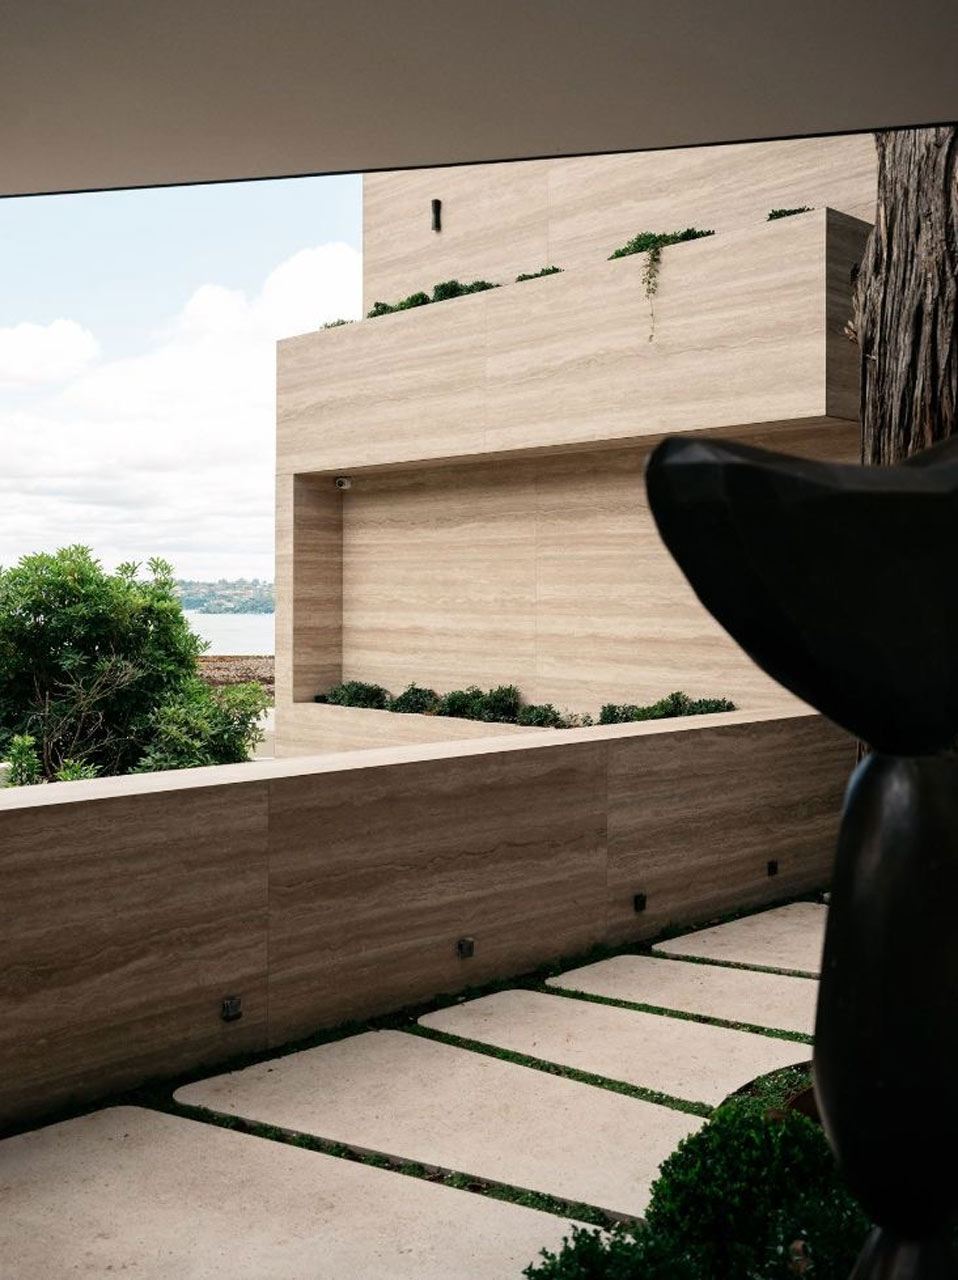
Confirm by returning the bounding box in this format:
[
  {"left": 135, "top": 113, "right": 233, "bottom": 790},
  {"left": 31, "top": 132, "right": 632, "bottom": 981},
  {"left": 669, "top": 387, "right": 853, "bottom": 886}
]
[
  {"left": 363, "top": 135, "right": 876, "bottom": 313},
  {"left": 0, "top": 709, "right": 848, "bottom": 1128},
  {"left": 334, "top": 422, "right": 857, "bottom": 720},
  {"left": 275, "top": 211, "right": 868, "bottom": 744},
  {"left": 278, "top": 211, "right": 868, "bottom": 476}
]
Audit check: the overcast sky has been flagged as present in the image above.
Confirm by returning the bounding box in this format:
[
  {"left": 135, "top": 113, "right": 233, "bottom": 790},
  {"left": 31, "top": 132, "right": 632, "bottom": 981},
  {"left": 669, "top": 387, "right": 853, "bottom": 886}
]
[{"left": 0, "top": 173, "right": 362, "bottom": 581}]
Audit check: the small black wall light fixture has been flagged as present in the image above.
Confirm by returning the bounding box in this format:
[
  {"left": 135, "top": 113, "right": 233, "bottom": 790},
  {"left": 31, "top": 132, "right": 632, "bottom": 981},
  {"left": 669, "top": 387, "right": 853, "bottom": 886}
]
[
  {"left": 767, "top": 859, "right": 779, "bottom": 878},
  {"left": 220, "top": 994, "right": 243, "bottom": 1022},
  {"left": 456, "top": 936, "right": 475, "bottom": 959},
  {"left": 431, "top": 198, "right": 442, "bottom": 233},
  {"left": 633, "top": 892, "right": 647, "bottom": 913}
]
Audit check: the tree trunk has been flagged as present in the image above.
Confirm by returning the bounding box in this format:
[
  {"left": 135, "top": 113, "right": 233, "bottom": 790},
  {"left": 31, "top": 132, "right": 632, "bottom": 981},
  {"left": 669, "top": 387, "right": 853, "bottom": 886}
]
[{"left": 856, "top": 126, "right": 958, "bottom": 466}]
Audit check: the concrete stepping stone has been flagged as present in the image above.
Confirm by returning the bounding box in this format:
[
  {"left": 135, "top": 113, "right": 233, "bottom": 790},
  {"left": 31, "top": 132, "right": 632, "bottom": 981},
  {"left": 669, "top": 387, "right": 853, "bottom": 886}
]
[
  {"left": 653, "top": 902, "right": 827, "bottom": 975},
  {"left": 0, "top": 1106, "right": 574, "bottom": 1279},
  {"left": 547, "top": 954, "right": 817, "bottom": 1036},
  {"left": 177, "top": 1029, "right": 702, "bottom": 1217},
  {"left": 420, "top": 990, "right": 807, "bottom": 1107}
]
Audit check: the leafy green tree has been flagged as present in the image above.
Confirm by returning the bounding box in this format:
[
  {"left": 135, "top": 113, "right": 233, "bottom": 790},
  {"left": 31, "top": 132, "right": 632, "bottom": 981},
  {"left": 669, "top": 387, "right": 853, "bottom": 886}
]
[
  {"left": 134, "top": 680, "right": 269, "bottom": 772},
  {"left": 0, "top": 546, "right": 267, "bottom": 781}
]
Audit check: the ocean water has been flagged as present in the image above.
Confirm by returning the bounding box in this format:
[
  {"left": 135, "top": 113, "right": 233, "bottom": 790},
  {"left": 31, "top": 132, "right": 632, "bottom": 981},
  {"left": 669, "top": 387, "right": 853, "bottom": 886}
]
[{"left": 185, "top": 611, "right": 275, "bottom": 656}]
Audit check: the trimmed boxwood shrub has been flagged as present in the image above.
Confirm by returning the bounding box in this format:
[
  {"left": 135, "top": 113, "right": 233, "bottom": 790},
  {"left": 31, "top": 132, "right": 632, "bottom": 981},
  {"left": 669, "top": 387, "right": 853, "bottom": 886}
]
[
  {"left": 524, "top": 1099, "right": 869, "bottom": 1280},
  {"left": 599, "top": 691, "right": 735, "bottom": 724},
  {"left": 517, "top": 703, "right": 568, "bottom": 728},
  {"left": 478, "top": 683, "right": 522, "bottom": 723},
  {"left": 768, "top": 206, "right": 812, "bottom": 220},
  {"left": 315, "top": 680, "right": 391, "bottom": 710},
  {"left": 314, "top": 681, "right": 735, "bottom": 727},
  {"left": 433, "top": 683, "right": 521, "bottom": 723},
  {"left": 517, "top": 703, "right": 596, "bottom": 728},
  {"left": 434, "top": 685, "right": 487, "bottom": 720},
  {"left": 387, "top": 683, "right": 439, "bottom": 715}
]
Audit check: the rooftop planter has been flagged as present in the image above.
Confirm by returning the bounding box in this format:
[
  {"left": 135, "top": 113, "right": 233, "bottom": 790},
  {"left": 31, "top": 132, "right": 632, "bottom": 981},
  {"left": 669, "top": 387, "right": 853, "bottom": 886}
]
[{"left": 277, "top": 209, "right": 870, "bottom": 475}]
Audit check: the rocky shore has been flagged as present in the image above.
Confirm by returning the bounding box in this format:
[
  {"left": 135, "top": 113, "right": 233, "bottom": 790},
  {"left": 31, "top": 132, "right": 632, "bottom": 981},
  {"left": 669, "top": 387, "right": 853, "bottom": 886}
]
[{"left": 197, "top": 655, "right": 275, "bottom": 701}]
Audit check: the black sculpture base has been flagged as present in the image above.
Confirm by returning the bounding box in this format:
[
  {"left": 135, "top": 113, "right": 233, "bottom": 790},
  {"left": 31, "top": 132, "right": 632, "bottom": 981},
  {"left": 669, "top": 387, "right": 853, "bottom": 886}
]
[
  {"left": 644, "top": 434, "right": 958, "bottom": 1278},
  {"left": 814, "top": 753, "right": 958, "bottom": 1276},
  {"left": 850, "top": 1227, "right": 956, "bottom": 1279}
]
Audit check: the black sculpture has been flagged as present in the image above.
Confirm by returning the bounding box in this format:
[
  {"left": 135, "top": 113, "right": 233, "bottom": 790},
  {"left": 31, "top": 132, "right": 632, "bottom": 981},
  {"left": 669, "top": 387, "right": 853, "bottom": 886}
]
[{"left": 645, "top": 433, "right": 958, "bottom": 1279}]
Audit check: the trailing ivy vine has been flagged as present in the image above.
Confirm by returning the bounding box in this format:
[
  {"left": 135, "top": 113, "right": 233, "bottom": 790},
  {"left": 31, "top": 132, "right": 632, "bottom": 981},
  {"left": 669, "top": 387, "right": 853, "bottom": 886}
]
[{"left": 608, "top": 228, "right": 714, "bottom": 341}]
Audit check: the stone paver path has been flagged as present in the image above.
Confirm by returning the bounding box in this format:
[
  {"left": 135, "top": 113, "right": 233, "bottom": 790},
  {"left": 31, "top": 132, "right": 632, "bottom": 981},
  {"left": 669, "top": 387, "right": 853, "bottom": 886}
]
[
  {"left": 548, "top": 953, "right": 818, "bottom": 1035},
  {"left": 177, "top": 1029, "right": 702, "bottom": 1216},
  {"left": 420, "top": 988, "right": 807, "bottom": 1106},
  {"left": 0, "top": 899, "right": 824, "bottom": 1276},
  {"left": 653, "top": 901, "right": 827, "bottom": 975},
  {"left": 0, "top": 1107, "right": 574, "bottom": 1279}
]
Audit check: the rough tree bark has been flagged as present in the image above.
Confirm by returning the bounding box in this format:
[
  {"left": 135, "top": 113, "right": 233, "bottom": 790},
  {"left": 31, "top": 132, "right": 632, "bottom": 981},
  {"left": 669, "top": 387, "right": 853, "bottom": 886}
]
[{"left": 855, "top": 126, "right": 958, "bottom": 466}]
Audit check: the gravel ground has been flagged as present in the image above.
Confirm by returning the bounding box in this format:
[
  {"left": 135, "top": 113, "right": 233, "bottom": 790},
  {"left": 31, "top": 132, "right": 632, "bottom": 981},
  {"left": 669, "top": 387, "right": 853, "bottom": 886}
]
[{"left": 197, "top": 655, "right": 274, "bottom": 700}]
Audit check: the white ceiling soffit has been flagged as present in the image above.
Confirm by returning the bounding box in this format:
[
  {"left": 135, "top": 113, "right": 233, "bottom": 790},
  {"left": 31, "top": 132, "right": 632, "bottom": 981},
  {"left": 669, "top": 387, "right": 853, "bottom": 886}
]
[{"left": 2, "top": 0, "right": 956, "bottom": 198}]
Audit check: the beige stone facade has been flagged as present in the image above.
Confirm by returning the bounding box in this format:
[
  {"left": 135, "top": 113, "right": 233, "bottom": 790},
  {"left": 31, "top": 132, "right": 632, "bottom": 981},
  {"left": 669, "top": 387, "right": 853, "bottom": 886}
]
[{"left": 275, "top": 137, "right": 876, "bottom": 754}]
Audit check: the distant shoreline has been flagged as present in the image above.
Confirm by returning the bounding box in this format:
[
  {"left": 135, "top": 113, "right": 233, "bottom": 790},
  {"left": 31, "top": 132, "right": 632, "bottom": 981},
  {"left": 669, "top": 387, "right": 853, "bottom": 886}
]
[{"left": 176, "top": 580, "right": 274, "bottom": 613}]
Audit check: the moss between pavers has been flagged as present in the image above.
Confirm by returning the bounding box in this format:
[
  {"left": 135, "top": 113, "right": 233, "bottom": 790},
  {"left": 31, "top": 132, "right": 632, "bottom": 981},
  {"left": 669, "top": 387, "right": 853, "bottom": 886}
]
[
  {"left": 540, "top": 986, "right": 813, "bottom": 1047},
  {"left": 2, "top": 888, "right": 827, "bottom": 1225}
]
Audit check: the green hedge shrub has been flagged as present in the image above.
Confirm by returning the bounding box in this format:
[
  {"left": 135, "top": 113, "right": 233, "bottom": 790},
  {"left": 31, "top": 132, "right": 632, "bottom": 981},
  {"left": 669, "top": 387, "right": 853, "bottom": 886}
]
[
  {"left": 517, "top": 703, "right": 596, "bottom": 728},
  {"left": 367, "top": 279, "right": 500, "bottom": 317},
  {"left": 431, "top": 278, "right": 498, "bottom": 301},
  {"left": 767, "top": 206, "right": 812, "bottom": 220},
  {"left": 388, "top": 683, "right": 440, "bottom": 715},
  {"left": 433, "top": 685, "right": 485, "bottom": 719},
  {"left": 600, "top": 691, "right": 735, "bottom": 724},
  {"left": 608, "top": 228, "right": 714, "bottom": 261},
  {"left": 315, "top": 680, "right": 391, "bottom": 710},
  {"left": 432, "top": 683, "right": 521, "bottom": 722},
  {"left": 525, "top": 1099, "right": 869, "bottom": 1280},
  {"left": 478, "top": 683, "right": 522, "bottom": 723},
  {"left": 313, "top": 681, "right": 735, "bottom": 727},
  {"left": 517, "top": 703, "right": 568, "bottom": 728},
  {"left": 516, "top": 266, "right": 563, "bottom": 282}
]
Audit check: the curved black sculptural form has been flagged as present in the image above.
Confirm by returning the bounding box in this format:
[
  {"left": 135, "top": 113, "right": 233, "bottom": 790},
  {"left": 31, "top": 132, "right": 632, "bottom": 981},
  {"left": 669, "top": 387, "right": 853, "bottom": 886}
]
[{"left": 645, "top": 433, "right": 958, "bottom": 1279}]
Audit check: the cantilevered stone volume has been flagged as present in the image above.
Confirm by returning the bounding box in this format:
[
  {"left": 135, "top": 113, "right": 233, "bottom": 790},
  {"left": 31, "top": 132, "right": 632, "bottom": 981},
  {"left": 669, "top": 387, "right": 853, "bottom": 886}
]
[{"left": 274, "top": 138, "right": 877, "bottom": 756}]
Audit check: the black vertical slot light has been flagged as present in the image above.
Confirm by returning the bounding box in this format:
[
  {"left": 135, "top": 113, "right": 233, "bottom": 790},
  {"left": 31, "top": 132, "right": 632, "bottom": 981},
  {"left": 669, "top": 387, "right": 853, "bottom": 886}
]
[{"left": 431, "top": 198, "right": 442, "bottom": 232}]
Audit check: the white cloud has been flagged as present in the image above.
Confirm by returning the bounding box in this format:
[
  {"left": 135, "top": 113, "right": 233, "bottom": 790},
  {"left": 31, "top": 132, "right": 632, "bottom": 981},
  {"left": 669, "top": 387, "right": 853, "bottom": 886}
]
[
  {"left": 0, "top": 318, "right": 100, "bottom": 388},
  {"left": 0, "top": 240, "right": 362, "bottom": 580}
]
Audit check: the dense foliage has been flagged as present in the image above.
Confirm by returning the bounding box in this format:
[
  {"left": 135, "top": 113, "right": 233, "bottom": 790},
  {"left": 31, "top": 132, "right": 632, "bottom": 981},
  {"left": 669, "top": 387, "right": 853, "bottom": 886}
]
[
  {"left": 0, "top": 547, "right": 268, "bottom": 782},
  {"left": 367, "top": 278, "right": 499, "bottom": 317},
  {"left": 525, "top": 1099, "right": 869, "bottom": 1280},
  {"left": 314, "top": 680, "right": 734, "bottom": 729},
  {"left": 767, "top": 207, "right": 812, "bottom": 220},
  {"left": 516, "top": 266, "right": 564, "bottom": 282},
  {"left": 599, "top": 691, "right": 736, "bottom": 724},
  {"left": 315, "top": 679, "right": 392, "bottom": 710},
  {"left": 388, "top": 683, "right": 440, "bottom": 714},
  {"left": 607, "top": 228, "right": 714, "bottom": 261}
]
